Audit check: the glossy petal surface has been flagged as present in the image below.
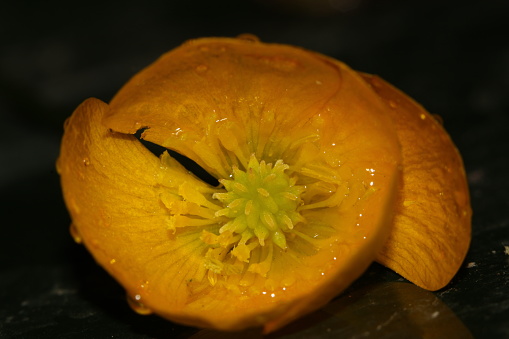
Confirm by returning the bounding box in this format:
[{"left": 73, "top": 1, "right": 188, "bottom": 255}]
[{"left": 360, "top": 74, "right": 472, "bottom": 290}]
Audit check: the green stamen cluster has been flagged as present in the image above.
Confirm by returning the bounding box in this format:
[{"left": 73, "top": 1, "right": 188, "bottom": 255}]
[{"left": 213, "top": 155, "right": 304, "bottom": 259}]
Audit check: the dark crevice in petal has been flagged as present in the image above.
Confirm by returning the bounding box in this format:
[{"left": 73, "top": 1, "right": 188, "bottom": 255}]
[{"left": 135, "top": 129, "right": 219, "bottom": 187}]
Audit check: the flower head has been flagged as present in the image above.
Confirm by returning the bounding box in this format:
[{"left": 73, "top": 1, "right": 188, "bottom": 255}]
[{"left": 57, "top": 36, "right": 470, "bottom": 332}]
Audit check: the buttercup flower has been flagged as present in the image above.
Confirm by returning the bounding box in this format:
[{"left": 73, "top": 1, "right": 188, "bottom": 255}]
[{"left": 57, "top": 36, "right": 471, "bottom": 333}]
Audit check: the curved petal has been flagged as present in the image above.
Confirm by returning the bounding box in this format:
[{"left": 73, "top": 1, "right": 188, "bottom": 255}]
[
  {"left": 102, "top": 37, "right": 399, "bottom": 178},
  {"left": 57, "top": 98, "right": 222, "bottom": 326},
  {"left": 360, "top": 73, "right": 472, "bottom": 290}
]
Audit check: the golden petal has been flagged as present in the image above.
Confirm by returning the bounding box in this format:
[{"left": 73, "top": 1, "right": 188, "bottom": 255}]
[
  {"left": 102, "top": 37, "right": 399, "bottom": 177},
  {"left": 359, "top": 73, "right": 472, "bottom": 291},
  {"left": 58, "top": 97, "right": 217, "bottom": 324}
]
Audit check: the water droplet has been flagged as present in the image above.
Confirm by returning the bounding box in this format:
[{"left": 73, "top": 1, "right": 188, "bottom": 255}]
[
  {"left": 69, "top": 197, "right": 81, "bottom": 214},
  {"left": 268, "top": 57, "right": 298, "bottom": 71},
  {"left": 69, "top": 223, "right": 82, "bottom": 244},
  {"left": 237, "top": 33, "right": 260, "bottom": 42},
  {"left": 432, "top": 114, "right": 444, "bottom": 125},
  {"left": 403, "top": 200, "right": 415, "bottom": 207},
  {"left": 78, "top": 171, "right": 85, "bottom": 180},
  {"left": 110, "top": 259, "right": 116, "bottom": 264},
  {"left": 370, "top": 77, "right": 382, "bottom": 88},
  {"left": 127, "top": 295, "right": 153, "bottom": 315},
  {"left": 83, "top": 158, "right": 90, "bottom": 166},
  {"left": 55, "top": 158, "right": 62, "bottom": 174},
  {"left": 195, "top": 64, "right": 208, "bottom": 72},
  {"left": 63, "top": 117, "right": 71, "bottom": 129},
  {"left": 420, "top": 113, "right": 426, "bottom": 120}
]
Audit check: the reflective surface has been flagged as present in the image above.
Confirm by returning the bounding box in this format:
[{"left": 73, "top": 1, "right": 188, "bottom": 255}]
[
  {"left": 192, "top": 281, "right": 474, "bottom": 338},
  {"left": 1, "top": 0, "right": 508, "bottom": 337}
]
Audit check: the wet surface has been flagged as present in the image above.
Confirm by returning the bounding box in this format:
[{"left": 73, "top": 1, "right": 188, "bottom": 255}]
[{"left": 1, "top": 0, "right": 509, "bottom": 337}]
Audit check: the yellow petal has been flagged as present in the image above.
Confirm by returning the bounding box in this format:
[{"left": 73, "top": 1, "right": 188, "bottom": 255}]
[
  {"left": 102, "top": 37, "right": 398, "bottom": 178},
  {"left": 58, "top": 97, "right": 220, "bottom": 324},
  {"left": 360, "top": 73, "right": 472, "bottom": 291}
]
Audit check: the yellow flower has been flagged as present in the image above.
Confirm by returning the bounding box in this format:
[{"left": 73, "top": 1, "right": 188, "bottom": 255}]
[{"left": 57, "top": 36, "right": 471, "bottom": 332}]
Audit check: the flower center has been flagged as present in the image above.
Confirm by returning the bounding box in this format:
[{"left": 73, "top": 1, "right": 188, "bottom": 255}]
[{"left": 211, "top": 155, "right": 304, "bottom": 262}]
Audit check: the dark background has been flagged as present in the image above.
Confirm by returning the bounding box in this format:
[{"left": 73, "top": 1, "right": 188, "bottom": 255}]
[{"left": 1, "top": 0, "right": 508, "bottom": 338}]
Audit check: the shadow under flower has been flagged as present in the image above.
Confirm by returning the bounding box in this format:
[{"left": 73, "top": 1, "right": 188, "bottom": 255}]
[{"left": 189, "top": 281, "right": 472, "bottom": 338}]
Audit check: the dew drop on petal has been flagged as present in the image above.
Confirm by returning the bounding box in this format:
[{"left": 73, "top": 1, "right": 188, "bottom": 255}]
[
  {"left": 370, "top": 77, "right": 382, "bottom": 88},
  {"left": 63, "top": 117, "right": 71, "bottom": 129},
  {"left": 127, "top": 294, "right": 153, "bottom": 315},
  {"left": 69, "top": 223, "right": 82, "bottom": 244},
  {"left": 195, "top": 64, "right": 208, "bottom": 73},
  {"left": 237, "top": 33, "right": 260, "bottom": 42},
  {"left": 55, "top": 158, "right": 62, "bottom": 174},
  {"left": 433, "top": 114, "right": 444, "bottom": 125}
]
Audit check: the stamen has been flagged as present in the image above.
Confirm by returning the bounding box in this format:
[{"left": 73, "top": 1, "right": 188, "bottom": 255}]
[
  {"left": 192, "top": 154, "right": 337, "bottom": 286},
  {"left": 245, "top": 200, "right": 254, "bottom": 215},
  {"left": 257, "top": 188, "right": 270, "bottom": 197}
]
